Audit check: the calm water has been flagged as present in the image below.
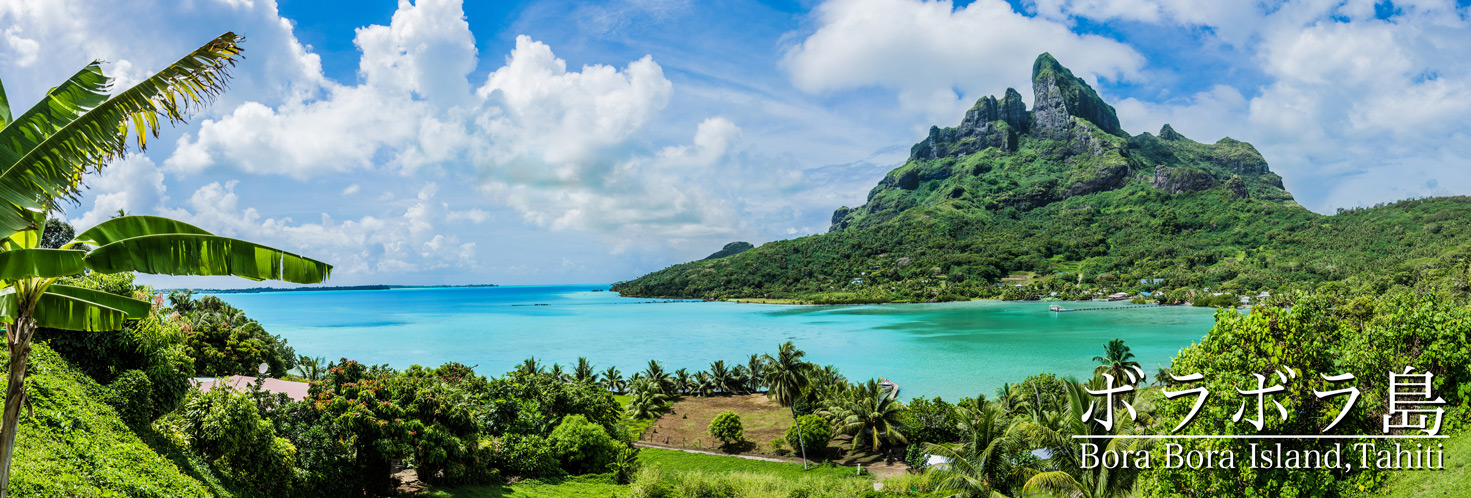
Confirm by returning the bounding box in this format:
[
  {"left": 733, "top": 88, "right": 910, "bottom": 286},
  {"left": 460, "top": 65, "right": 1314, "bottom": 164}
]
[{"left": 210, "top": 285, "right": 1218, "bottom": 401}]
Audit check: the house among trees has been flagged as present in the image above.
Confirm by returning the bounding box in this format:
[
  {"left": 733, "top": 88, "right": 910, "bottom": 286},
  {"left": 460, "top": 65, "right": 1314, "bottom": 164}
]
[{"left": 191, "top": 376, "right": 311, "bottom": 401}]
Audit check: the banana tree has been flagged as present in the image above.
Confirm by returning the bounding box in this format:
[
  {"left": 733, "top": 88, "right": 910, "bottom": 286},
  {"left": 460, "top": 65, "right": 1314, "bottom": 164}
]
[{"left": 0, "top": 33, "right": 332, "bottom": 496}]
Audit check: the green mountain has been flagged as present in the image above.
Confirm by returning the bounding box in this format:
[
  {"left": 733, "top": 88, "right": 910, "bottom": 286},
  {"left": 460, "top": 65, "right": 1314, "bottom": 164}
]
[{"left": 613, "top": 53, "right": 1471, "bottom": 303}]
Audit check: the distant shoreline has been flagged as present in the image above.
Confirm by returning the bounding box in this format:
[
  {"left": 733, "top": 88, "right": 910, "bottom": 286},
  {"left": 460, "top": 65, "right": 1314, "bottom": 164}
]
[{"left": 181, "top": 284, "right": 503, "bottom": 294}]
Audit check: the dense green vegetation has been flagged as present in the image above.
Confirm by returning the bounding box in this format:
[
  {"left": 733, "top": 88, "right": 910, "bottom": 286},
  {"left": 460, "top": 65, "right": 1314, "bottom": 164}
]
[{"left": 613, "top": 54, "right": 1471, "bottom": 304}]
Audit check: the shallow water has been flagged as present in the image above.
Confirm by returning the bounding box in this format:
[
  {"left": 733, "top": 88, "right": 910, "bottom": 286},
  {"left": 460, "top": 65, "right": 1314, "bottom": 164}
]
[{"left": 210, "top": 285, "right": 1218, "bottom": 400}]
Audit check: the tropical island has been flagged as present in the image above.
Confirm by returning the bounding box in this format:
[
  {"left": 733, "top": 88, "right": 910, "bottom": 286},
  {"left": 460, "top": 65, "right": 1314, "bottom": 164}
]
[
  {"left": 613, "top": 54, "right": 1471, "bottom": 305},
  {"left": 0, "top": 20, "right": 1467, "bottom": 498}
]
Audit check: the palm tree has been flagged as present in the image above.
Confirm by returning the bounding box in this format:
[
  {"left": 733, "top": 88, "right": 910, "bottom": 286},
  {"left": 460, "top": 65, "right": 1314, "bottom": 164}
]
[
  {"left": 642, "top": 360, "right": 674, "bottom": 395},
  {"left": 826, "top": 379, "right": 907, "bottom": 451},
  {"left": 574, "top": 357, "right": 597, "bottom": 383},
  {"left": 1153, "top": 365, "right": 1174, "bottom": 387},
  {"left": 624, "top": 379, "right": 669, "bottom": 420},
  {"left": 926, "top": 399, "right": 1031, "bottom": 497},
  {"left": 692, "top": 371, "right": 715, "bottom": 397},
  {"left": 730, "top": 364, "right": 751, "bottom": 394},
  {"left": 517, "top": 357, "right": 544, "bottom": 376},
  {"left": 1093, "top": 338, "right": 1144, "bottom": 385},
  {"left": 602, "top": 367, "right": 625, "bottom": 394},
  {"left": 548, "top": 363, "right": 568, "bottom": 382},
  {"left": 1017, "top": 378, "right": 1149, "bottom": 498},
  {"left": 709, "top": 360, "right": 737, "bottom": 395},
  {"left": 673, "top": 368, "right": 692, "bottom": 395},
  {"left": 763, "top": 341, "right": 810, "bottom": 406},
  {"left": 0, "top": 32, "right": 334, "bottom": 497},
  {"left": 296, "top": 355, "right": 327, "bottom": 381},
  {"left": 745, "top": 353, "right": 766, "bottom": 392}
]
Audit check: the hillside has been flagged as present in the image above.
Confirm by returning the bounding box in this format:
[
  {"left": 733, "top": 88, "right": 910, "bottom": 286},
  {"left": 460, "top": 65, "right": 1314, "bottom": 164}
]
[
  {"left": 4, "top": 343, "right": 228, "bottom": 497},
  {"left": 613, "top": 53, "right": 1471, "bottom": 303}
]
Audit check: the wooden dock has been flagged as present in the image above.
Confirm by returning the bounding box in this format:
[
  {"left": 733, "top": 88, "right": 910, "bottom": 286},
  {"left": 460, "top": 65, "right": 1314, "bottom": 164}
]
[{"left": 1049, "top": 304, "right": 1159, "bottom": 312}]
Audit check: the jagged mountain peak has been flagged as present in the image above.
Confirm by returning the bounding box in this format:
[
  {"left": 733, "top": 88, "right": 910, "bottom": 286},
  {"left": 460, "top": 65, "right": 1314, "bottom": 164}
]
[
  {"left": 834, "top": 54, "right": 1294, "bottom": 233},
  {"left": 1031, "top": 53, "right": 1124, "bottom": 138}
]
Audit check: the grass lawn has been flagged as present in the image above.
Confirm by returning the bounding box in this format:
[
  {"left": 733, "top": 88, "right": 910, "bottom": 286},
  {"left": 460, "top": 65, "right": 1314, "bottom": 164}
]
[
  {"left": 1375, "top": 432, "right": 1470, "bottom": 497},
  {"left": 614, "top": 393, "right": 660, "bottom": 439},
  {"left": 419, "top": 475, "right": 622, "bottom": 498},
  {"left": 639, "top": 448, "right": 869, "bottom": 481}
]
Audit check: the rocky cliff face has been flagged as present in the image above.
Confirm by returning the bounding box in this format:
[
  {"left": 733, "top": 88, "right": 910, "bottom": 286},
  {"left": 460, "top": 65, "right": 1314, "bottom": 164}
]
[
  {"left": 830, "top": 53, "right": 1294, "bottom": 233},
  {"left": 1030, "top": 53, "right": 1124, "bottom": 139},
  {"left": 909, "top": 87, "right": 1030, "bottom": 161}
]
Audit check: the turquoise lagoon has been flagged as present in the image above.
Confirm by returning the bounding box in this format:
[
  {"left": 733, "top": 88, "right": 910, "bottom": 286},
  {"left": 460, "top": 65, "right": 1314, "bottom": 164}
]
[{"left": 211, "top": 285, "right": 1218, "bottom": 401}]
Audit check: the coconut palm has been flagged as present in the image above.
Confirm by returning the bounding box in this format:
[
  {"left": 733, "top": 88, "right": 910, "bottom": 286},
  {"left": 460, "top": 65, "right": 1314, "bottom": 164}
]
[
  {"left": 673, "top": 368, "right": 692, "bottom": 395},
  {"left": 624, "top": 379, "right": 669, "bottom": 420},
  {"left": 296, "top": 355, "right": 327, "bottom": 381},
  {"left": 602, "top": 366, "right": 625, "bottom": 394},
  {"left": 692, "top": 371, "right": 715, "bottom": 397},
  {"left": 548, "top": 363, "right": 569, "bottom": 382},
  {"left": 1017, "top": 377, "right": 1150, "bottom": 498},
  {"left": 730, "top": 364, "right": 751, "bottom": 394},
  {"left": 642, "top": 360, "right": 674, "bottom": 395},
  {"left": 826, "top": 379, "right": 907, "bottom": 451},
  {"left": 574, "top": 357, "right": 598, "bottom": 383},
  {"left": 1153, "top": 366, "right": 1174, "bottom": 387},
  {"left": 926, "top": 399, "right": 1032, "bottom": 497},
  {"left": 517, "top": 357, "right": 544, "bottom": 376},
  {"left": 745, "top": 353, "right": 766, "bottom": 392},
  {"left": 763, "top": 341, "right": 810, "bottom": 406},
  {"left": 0, "top": 32, "right": 335, "bottom": 496},
  {"left": 1093, "top": 338, "right": 1143, "bottom": 385},
  {"left": 708, "top": 360, "right": 738, "bottom": 395}
]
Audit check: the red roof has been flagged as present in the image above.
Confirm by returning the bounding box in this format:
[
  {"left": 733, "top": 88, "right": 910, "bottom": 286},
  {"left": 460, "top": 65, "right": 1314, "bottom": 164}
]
[{"left": 191, "top": 375, "right": 310, "bottom": 401}]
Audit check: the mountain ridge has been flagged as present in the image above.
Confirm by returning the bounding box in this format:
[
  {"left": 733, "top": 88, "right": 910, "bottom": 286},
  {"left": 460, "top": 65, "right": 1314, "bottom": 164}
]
[{"left": 613, "top": 54, "right": 1471, "bottom": 303}]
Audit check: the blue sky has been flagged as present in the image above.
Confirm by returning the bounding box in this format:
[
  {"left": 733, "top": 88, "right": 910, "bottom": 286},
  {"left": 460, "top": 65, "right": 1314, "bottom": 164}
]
[{"left": 1, "top": 0, "right": 1468, "bottom": 287}]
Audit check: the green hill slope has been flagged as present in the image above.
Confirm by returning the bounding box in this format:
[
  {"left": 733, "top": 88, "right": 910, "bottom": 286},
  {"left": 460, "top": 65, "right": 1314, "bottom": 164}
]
[
  {"left": 613, "top": 53, "right": 1471, "bottom": 303},
  {"left": 4, "top": 343, "right": 226, "bottom": 497}
]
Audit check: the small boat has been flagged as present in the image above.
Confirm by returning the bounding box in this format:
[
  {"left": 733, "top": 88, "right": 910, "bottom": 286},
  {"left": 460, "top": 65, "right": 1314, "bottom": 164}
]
[
  {"left": 1048, "top": 304, "right": 1073, "bottom": 312},
  {"left": 879, "top": 378, "right": 899, "bottom": 397}
]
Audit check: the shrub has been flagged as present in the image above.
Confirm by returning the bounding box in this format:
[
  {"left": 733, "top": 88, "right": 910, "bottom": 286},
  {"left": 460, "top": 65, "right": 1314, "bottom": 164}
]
[
  {"left": 784, "top": 414, "right": 832, "bottom": 456},
  {"left": 769, "top": 437, "right": 785, "bottom": 454},
  {"left": 178, "top": 387, "right": 297, "bottom": 497},
  {"left": 612, "top": 445, "right": 641, "bottom": 484},
  {"left": 490, "top": 433, "right": 562, "bottom": 478},
  {"left": 707, "top": 411, "right": 743, "bottom": 446},
  {"left": 106, "top": 369, "right": 156, "bottom": 426},
  {"left": 549, "top": 414, "right": 622, "bottom": 474}
]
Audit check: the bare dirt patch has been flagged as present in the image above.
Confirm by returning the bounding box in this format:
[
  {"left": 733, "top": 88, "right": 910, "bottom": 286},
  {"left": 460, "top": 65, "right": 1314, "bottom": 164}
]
[{"left": 636, "top": 394, "right": 910, "bottom": 478}]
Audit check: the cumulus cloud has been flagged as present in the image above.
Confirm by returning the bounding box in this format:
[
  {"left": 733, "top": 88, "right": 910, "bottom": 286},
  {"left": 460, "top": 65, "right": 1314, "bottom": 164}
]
[
  {"left": 145, "top": 180, "right": 481, "bottom": 276},
  {"left": 70, "top": 156, "right": 168, "bottom": 229},
  {"left": 1110, "top": 5, "right": 1471, "bottom": 211},
  {"left": 162, "top": 0, "right": 773, "bottom": 253},
  {"left": 782, "top": 0, "right": 1146, "bottom": 122}
]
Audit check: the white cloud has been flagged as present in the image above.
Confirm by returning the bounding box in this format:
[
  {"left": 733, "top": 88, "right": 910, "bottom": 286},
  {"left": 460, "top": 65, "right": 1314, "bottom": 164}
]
[
  {"left": 70, "top": 156, "right": 168, "bottom": 229},
  {"left": 152, "top": 180, "right": 480, "bottom": 276},
  {"left": 342, "top": 184, "right": 361, "bottom": 195},
  {"left": 783, "top": 0, "right": 1146, "bottom": 123}
]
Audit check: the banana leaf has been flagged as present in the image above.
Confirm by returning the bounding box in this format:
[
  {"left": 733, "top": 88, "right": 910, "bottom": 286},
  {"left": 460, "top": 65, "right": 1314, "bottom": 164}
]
[
  {"left": 0, "top": 248, "right": 85, "bottom": 279},
  {"left": 72, "top": 215, "right": 213, "bottom": 246},
  {"left": 0, "top": 287, "right": 125, "bottom": 331},
  {"left": 45, "top": 284, "right": 151, "bottom": 318},
  {"left": 84, "top": 234, "right": 331, "bottom": 284}
]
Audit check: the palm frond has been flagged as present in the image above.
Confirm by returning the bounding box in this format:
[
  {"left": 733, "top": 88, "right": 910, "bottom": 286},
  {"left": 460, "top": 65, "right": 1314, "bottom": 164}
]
[{"left": 1022, "top": 470, "right": 1086, "bottom": 497}]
